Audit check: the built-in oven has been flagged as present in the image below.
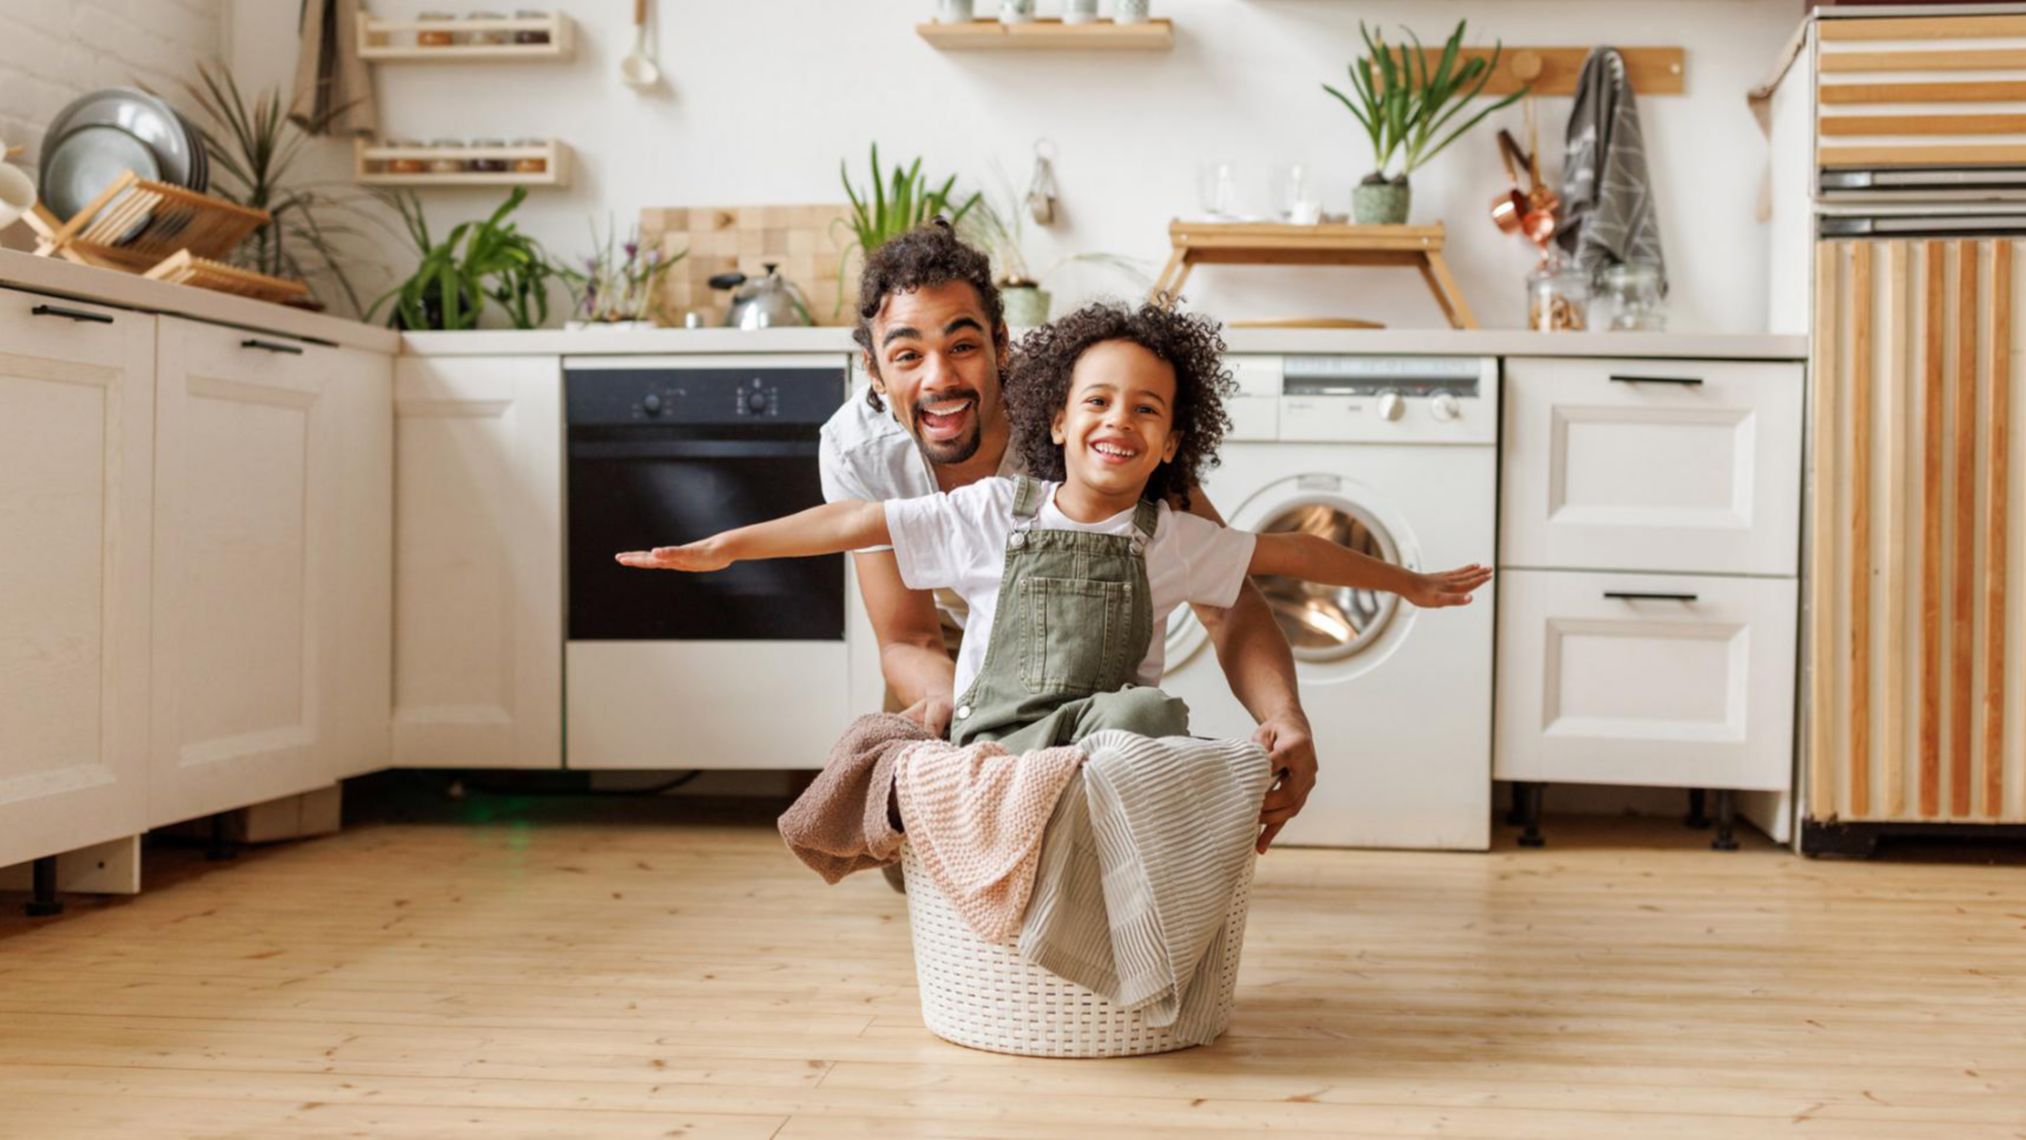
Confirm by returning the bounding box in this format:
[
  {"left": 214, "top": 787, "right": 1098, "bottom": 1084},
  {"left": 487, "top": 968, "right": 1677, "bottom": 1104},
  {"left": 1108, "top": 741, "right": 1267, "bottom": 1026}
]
[{"left": 563, "top": 355, "right": 855, "bottom": 769}]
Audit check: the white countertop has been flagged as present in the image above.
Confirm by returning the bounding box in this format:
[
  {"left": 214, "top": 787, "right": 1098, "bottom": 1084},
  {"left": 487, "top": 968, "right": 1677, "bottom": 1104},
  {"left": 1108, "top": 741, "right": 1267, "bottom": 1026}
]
[
  {"left": 0, "top": 250, "right": 399, "bottom": 352},
  {"left": 402, "top": 325, "right": 1807, "bottom": 361}
]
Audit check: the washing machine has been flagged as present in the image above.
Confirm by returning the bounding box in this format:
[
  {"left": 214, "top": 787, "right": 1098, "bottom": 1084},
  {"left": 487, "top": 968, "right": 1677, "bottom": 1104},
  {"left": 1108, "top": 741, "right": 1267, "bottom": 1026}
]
[{"left": 1164, "top": 354, "right": 1498, "bottom": 850}]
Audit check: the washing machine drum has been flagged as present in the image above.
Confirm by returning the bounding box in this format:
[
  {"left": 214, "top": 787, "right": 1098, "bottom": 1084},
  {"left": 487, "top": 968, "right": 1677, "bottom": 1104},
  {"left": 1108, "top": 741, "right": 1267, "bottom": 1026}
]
[{"left": 1167, "top": 494, "right": 1403, "bottom": 666}]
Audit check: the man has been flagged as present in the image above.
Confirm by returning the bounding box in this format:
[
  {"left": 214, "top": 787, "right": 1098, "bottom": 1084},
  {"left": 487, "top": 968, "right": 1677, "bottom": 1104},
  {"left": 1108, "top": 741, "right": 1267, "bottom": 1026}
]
[{"left": 818, "top": 220, "right": 1317, "bottom": 855}]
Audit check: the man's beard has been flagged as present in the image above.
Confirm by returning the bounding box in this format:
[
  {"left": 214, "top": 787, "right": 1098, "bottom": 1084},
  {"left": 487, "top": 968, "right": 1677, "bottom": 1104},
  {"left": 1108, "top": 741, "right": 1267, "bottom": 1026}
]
[{"left": 911, "top": 391, "right": 984, "bottom": 466}]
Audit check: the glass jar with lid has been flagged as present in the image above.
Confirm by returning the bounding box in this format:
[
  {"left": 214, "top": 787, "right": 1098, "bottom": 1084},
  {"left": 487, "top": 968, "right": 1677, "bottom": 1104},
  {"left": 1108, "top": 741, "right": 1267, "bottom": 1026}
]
[
  {"left": 1526, "top": 252, "right": 1589, "bottom": 333},
  {"left": 513, "top": 9, "right": 551, "bottom": 44},
  {"left": 417, "top": 11, "right": 457, "bottom": 46},
  {"left": 385, "top": 139, "right": 426, "bottom": 176},
  {"left": 1595, "top": 262, "right": 1666, "bottom": 332},
  {"left": 426, "top": 139, "right": 468, "bottom": 175},
  {"left": 510, "top": 139, "right": 549, "bottom": 174},
  {"left": 464, "top": 11, "right": 510, "bottom": 45},
  {"left": 470, "top": 139, "right": 509, "bottom": 174}
]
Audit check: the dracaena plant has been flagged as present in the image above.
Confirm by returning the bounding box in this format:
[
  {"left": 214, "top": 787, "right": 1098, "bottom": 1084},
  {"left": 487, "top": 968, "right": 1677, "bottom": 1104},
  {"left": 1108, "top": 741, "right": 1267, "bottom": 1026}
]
[
  {"left": 835, "top": 143, "right": 980, "bottom": 312},
  {"left": 1324, "top": 20, "right": 1525, "bottom": 184},
  {"left": 370, "top": 187, "right": 566, "bottom": 331}
]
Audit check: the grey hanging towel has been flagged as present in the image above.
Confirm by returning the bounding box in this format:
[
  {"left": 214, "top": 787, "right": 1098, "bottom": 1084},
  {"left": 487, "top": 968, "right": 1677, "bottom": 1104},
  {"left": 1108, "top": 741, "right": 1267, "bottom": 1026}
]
[
  {"left": 1557, "top": 46, "right": 1664, "bottom": 291},
  {"left": 289, "top": 0, "right": 378, "bottom": 136}
]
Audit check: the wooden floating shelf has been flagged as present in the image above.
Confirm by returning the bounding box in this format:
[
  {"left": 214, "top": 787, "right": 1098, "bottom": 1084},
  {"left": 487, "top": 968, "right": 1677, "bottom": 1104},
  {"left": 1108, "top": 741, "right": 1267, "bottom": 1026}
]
[
  {"left": 1382, "top": 45, "right": 1685, "bottom": 96},
  {"left": 354, "top": 139, "right": 572, "bottom": 187},
  {"left": 358, "top": 13, "right": 574, "bottom": 61},
  {"left": 917, "top": 18, "right": 1173, "bottom": 52}
]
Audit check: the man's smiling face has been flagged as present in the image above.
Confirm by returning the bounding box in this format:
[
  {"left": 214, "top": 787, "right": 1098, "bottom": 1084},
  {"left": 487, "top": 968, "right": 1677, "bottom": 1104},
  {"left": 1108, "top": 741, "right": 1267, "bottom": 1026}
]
[{"left": 866, "top": 280, "right": 1006, "bottom": 466}]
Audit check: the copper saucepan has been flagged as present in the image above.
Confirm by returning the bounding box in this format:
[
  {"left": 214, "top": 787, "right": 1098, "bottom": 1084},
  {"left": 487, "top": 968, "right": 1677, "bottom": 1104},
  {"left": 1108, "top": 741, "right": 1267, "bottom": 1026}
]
[{"left": 1490, "top": 129, "right": 1529, "bottom": 235}]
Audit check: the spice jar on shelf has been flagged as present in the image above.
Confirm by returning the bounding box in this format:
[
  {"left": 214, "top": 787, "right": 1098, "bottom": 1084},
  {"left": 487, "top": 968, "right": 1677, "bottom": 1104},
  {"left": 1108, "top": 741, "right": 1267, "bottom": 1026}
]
[
  {"left": 416, "top": 11, "right": 457, "bottom": 46},
  {"left": 465, "top": 11, "right": 509, "bottom": 45},
  {"left": 470, "top": 139, "right": 509, "bottom": 174},
  {"left": 513, "top": 10, "right": 551, "bottom": 43},
  {"left": 1594, "top": 261, "right": 1666, "bottom": 332},
  {"left": 385, "top": 139, "right": 426, "bottom": 176},
  {"left": 1526, "top": 252, "right": 1589, "bottom": 333},
  {"left": 426, "top": 139, "right": 468, "bottom": 175},
  {"left": 510, "top": 139, "right": 549, "bottom": 174}
]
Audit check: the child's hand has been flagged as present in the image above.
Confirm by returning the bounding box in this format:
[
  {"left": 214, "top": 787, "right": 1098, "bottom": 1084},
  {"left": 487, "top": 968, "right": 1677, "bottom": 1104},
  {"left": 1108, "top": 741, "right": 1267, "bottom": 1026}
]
[
  {"left": 1402, "top": 563, "right": 1492, "bottom": 608},
  {"left": 614, "top": 541, "right": 731, "bottom": 573}
]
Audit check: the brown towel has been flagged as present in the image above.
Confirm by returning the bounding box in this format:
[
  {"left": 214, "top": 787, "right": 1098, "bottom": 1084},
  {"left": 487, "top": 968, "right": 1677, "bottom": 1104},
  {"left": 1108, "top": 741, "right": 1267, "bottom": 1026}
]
[
  {"left": 289, "top": 0, "right": 377, "bottom": 136},
  {"left": 778, "top": 713, "right": 937, "bottom": 883}
]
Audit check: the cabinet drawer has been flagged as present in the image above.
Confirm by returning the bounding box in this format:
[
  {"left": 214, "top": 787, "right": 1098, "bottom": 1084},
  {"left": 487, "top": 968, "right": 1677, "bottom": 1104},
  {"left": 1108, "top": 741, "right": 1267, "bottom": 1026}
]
[
  {"left": 1494, "top": 569, "right": 1797, "bottom": 791},
  {"left": 1500, "top": 357, "right": 1804, "bottom": 576}
]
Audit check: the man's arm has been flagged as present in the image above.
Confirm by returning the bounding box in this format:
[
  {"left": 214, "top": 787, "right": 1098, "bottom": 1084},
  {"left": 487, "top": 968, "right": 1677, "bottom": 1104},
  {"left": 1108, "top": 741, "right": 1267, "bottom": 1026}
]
[
  {"left": 852, "top": 550, "right": 958, "bottom": 734},
  {"left": 615, "top": 500, "right": 889, "bottom": 570},
  {"left": 1180, "top": 491, "right": 1317, "bottom": 854}
]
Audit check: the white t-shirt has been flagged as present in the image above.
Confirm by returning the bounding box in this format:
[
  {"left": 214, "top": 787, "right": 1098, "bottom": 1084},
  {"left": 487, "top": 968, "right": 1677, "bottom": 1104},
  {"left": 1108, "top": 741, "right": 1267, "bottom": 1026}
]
[{"left": 884, "top": 477, "right": 1258, "bottom": 700}]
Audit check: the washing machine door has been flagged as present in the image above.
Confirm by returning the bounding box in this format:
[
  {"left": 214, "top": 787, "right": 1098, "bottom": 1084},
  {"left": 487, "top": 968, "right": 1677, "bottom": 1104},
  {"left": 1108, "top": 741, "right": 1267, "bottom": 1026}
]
[{"left": 1167, "top": 474, "right": 1412, "bottom": 673}]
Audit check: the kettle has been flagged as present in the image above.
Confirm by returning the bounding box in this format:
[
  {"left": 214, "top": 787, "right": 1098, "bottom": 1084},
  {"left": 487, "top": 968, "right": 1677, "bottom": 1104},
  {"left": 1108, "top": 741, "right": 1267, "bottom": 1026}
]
[{"left": 707, "top": 262, "right": 814, "bottom": 329}]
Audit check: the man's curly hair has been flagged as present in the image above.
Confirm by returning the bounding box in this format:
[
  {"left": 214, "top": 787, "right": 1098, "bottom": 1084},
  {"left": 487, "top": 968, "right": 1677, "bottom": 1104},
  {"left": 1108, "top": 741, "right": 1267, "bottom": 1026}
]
[
  {"left": 1005, "top": 301, "right": 1234, "bottom": 510},
  {"left": 851, "top": 218, "right": 1004, "bottom": 413}
]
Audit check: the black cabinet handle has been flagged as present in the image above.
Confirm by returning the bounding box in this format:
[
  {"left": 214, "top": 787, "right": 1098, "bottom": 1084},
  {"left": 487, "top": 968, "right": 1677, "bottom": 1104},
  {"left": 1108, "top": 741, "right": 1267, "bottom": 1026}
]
[
  {"left": 1608, "top": 373, "right": 1704, "bottom": 387},
  {"left": 31, "top": 303, "right": 114, "bottom": 325},
  {"left": 240, "top": 338, "right": 305, "bottom": 355},
  {"left": 1604, "top": 591, "right": 1700, "bottom": 603}
]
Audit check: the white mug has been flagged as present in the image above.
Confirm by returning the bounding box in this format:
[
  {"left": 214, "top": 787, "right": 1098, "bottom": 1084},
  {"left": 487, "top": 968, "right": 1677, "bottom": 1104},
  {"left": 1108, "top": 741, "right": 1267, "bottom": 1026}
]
[
  {"left": 0, "top": 163, "right": 36, "bottom": 233},
  {"left": 936, "top": 0, "right": 974, "bottom": 22},
  {"left": 1064, "top": 0, "right": 1099, "bottom": 23},
  {"left": 1114, "top": 0, "right": 1150, "bottom": 24},
  {"left": 999, "top": 0, "right": 1034, "bottom": 24}
]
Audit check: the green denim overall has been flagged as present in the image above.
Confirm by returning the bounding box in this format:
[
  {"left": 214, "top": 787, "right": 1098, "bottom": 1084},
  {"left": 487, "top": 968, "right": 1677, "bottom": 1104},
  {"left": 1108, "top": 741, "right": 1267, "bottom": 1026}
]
[{"left": 948, "top": 475, "right": 1191, "bottom": 755}]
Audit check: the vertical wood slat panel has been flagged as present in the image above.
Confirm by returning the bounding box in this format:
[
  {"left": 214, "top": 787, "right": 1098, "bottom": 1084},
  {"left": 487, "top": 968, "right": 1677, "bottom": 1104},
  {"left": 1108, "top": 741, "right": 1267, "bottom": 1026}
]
[
  {"left": 1883, "top": 241, "right": 1911, "bottom": 820},
  {"left": 1921, "top": 241, "right": 1946, "bottom": 819},
  {"left": 1985, "top": 242, "right": 2013, "bottom": 819},
  {"left": 1811, "top": 241, "right": 1841, "bottom": 823},
  {"left": 1953, "top": 243, "right": 1979, "bottom": 818},
  {"left": 1850, "top": 243, "right": 1874, "bottom": 819}
]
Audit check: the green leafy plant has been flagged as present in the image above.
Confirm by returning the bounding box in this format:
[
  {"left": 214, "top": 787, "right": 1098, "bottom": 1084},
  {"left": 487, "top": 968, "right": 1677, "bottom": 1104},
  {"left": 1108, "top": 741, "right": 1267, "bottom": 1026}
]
[
  {"left": 370, "top": 188, "right": 566, "bottom": 330},
  {"left": 835, "top": 143, "right": 980, "bottom": 312},
  {"left": 1323, "top": 20, "right": 1524, "bottom": 184},
  {"left": 173, "top": 62, "right": 382, "bottom": 315}
]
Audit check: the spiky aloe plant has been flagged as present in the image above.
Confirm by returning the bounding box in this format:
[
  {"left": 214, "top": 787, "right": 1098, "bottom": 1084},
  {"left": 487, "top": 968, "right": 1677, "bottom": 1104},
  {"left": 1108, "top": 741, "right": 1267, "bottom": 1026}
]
[
  {"left": 1324, "top": 20, "right": 1525, "bottom": 184},
  {"left": 834, "top": 143, "right": 980, "bottom": 313}
]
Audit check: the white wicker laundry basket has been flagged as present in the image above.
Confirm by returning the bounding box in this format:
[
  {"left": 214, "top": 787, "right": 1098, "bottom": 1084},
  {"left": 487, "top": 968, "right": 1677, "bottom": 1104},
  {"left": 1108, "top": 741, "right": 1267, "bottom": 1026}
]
[{"left": 898, "top": 840, "right": 1254, "bottom": 1057}]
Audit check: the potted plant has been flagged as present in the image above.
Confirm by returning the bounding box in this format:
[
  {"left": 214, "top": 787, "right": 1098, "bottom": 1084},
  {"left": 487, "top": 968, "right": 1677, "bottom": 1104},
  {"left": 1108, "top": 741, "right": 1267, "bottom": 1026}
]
[
  {"left": 1324, "top": 20, "right": 1524, "bottom": 225},
  {"left": 962, "top": 178, "right": 1145, "bottom": 328},
  {"left": 836, "top": 143, "right": 979, "bottom": 314},
  {"left": 565, "top": 217, "right": 684, "bottom": 329},
  {"left": 370, "top": 188, "right": 566, "bottom": 330}
]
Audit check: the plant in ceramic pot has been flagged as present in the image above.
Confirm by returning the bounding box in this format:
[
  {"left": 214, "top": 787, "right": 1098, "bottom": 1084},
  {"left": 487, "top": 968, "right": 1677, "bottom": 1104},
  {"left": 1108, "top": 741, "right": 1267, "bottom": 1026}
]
[
  {"left": 564, "top": 216, "right": 684, "bottom": 329},
  {"left": 837, "top": 143, "right": 980, "bottom": 314},
  {"left": 1324, "top": 20, "right": 1523, "bottom": 225},
  {"left": 370, "top": 188, "right": 567, "bottom": 330}
]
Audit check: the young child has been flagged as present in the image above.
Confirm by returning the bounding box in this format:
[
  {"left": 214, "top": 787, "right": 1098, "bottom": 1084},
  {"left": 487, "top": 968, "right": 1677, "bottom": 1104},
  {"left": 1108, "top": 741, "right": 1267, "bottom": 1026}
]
[{"left": 618, "top": 301, "right": 1491, "bottom": 755}]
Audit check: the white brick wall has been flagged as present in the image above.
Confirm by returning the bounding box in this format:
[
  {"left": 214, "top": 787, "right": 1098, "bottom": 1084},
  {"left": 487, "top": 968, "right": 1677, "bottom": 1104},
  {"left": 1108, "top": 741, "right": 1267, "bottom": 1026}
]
[{"left": 0, "top": 0, "right": 227, "bottom": 166}]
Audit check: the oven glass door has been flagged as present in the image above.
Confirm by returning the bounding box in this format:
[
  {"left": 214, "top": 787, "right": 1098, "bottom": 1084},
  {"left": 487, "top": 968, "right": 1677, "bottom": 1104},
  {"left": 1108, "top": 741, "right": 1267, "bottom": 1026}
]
[{"left": 568, "top": 437, "right": 844, "bottom": 640}]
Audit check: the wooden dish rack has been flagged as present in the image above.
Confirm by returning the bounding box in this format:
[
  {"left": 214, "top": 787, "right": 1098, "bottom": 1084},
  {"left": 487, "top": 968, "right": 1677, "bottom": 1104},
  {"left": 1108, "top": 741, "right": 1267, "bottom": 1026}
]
[{"left": 25, "top": 169, "right": 309, "bottom": 305}]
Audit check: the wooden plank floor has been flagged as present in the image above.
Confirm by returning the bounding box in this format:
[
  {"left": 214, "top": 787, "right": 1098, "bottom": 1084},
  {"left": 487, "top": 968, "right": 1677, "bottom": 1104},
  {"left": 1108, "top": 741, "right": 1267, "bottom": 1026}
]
[{"left": 3, "top": 782, "right": 2024, "bottom": 1139}]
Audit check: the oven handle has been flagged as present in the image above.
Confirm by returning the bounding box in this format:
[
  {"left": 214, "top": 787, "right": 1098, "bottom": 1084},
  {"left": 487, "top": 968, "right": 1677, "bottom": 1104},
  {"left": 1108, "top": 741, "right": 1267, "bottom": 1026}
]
[{"left": 568, "top": 440, "right": 821, "bottom": 460}]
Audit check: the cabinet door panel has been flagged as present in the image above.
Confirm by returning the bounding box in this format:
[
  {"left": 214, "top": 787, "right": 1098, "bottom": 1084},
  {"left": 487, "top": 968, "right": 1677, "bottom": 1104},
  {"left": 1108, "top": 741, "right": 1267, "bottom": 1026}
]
[{"left": 0, "top": 291, "right": 153, "bottom": 868}]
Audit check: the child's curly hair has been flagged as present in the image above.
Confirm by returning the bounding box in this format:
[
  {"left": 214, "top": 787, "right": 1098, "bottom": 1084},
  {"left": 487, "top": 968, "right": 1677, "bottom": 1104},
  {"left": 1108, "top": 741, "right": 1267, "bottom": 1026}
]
[{"left": 1005, "top": 300, "right": 1235, "bottom": 510}]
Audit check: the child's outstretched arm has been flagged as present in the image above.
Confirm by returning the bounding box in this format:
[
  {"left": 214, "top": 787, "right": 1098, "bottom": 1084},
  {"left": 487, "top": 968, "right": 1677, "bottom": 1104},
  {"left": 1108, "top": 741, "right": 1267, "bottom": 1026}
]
[
  {"left": 615, "top": 500, "right": 890, "bottom": 573},
  {"left": 1248, "top": 533, "right": 1492, "bottom": 608}
]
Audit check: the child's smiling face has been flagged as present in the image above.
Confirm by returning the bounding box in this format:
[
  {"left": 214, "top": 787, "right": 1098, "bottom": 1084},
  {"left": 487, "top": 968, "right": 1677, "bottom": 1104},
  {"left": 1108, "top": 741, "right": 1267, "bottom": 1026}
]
[{"left": 1050, "top": 339, "right": 1183, "bottom": 508}]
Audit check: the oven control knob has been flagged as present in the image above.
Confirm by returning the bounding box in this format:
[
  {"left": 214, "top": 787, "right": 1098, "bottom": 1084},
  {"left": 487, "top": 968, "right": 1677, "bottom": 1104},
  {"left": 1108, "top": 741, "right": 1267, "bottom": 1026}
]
[
  {"left": 1430, "top": 392, "right": 1461, "bottom": 422},
  {"left": 641, "top": 393, "right": 663, "bottom": 416},
  {"left": 1376, "top": 390, "right": 1406, "bottom": 421},
  {"left": 746, "top": 390, "right": 769, "bottom": 414}
]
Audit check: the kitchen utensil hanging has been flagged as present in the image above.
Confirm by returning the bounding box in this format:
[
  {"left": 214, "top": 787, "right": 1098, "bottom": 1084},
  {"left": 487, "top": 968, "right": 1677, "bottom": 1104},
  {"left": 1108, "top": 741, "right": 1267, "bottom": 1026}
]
[
  {"left": 1026, "top": 138, "right": 1058, "bottom": 226},
  {"left": 620, "top": 0, "right": 660, "bottom": 88},
  {"left": 1491, "top": 129, "right": 1529, "bottom": 236},
  {"left": 1520, "top": 95, "right": 1560, "bottom": 248}
]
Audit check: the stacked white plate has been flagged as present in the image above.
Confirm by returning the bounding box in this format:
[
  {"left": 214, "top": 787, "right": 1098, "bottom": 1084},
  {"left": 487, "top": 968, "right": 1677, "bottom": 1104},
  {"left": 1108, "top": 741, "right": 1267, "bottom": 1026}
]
[{"left": 39, "top": 88, "right": 210, "bottom": 231}]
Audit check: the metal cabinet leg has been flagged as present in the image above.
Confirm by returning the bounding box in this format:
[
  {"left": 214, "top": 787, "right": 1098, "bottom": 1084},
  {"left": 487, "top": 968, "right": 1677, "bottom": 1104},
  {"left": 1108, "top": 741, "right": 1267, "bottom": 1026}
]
[
  {"left": 25, "top": 856, "right": 62, "bottom": 917},
  {"left": 1518, "top": 782, "right": 1547, "bottom": 848},
  {"left": 1685, "top": 788, "right": 1711, "bottom": 829},
  {"left": 1505, "top": 781, "right": 1527, "bottom": 826},
  {"left": 1712, "top": 789, "right": 1740, "bottom": 851}
]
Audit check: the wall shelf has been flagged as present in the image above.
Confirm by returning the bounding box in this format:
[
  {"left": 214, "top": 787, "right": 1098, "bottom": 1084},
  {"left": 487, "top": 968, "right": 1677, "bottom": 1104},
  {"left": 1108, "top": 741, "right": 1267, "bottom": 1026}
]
[
  {"left": 917, "top": 18, "right": 1173, "bottom": 52},
  {"left": 354, "top": 139, "right": 572, "bottom": 188},
  {"left": 357, "top": 13, "right": 574, "bottom": 62}
]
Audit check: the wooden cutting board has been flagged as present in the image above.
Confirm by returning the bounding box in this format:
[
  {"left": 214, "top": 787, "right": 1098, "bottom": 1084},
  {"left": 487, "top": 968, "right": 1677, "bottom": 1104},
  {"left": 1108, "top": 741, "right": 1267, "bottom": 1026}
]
[{"left": 640, "top": 204, "right": 858, "bottom": 328}]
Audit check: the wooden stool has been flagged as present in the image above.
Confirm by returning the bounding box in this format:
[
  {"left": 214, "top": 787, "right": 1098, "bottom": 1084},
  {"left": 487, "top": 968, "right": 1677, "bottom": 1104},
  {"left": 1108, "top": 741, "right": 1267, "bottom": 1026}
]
[{"left": 1149, "top": 220, "right": 1478, "bottom": 330}]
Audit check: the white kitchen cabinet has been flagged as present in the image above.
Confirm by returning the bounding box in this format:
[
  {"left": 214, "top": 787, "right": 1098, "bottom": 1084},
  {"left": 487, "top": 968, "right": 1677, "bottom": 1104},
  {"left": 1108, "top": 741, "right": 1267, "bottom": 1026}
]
[
  {"left": 1494, "top": 569, "right": 1799, "bottom": 792},
  {"left": 390, "top": 355, "right": 562, "bottom": 768},
  {"left": 1501, "top": 358, "right": 1805, "bottom": 577},
  {"left": 148, "top": 317, "right": 348, "bottom": 826},
  {"left": 330, "top": 346, "right": 395, "bottom": 779},
  {"left": 0, "top": 290, "right": 155, "bottom": 870}
]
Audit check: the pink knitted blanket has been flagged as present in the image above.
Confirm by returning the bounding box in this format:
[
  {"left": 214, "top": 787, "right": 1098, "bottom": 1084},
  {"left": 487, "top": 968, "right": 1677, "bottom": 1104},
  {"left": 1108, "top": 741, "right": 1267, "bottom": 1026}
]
[{"left": 895, "top": 738, "right": 1086, "bottom": 941}]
